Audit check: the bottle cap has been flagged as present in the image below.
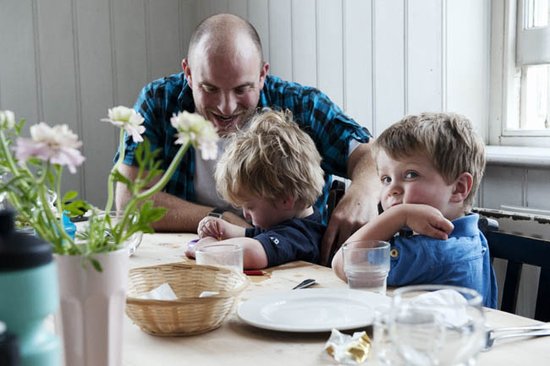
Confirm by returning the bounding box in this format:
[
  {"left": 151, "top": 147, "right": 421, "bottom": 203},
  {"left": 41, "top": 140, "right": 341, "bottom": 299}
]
[
  {"left": 0, "top": 210, "right": 53, "bottom": 271},
  {"left": 0, "top": 321, "right": 21, "bottom": 366}
]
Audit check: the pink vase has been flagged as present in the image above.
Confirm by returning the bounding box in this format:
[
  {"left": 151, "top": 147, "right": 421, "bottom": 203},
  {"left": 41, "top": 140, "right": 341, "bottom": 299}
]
[{"left": 55, "top": 248, "right": 129, "bottom": 366}]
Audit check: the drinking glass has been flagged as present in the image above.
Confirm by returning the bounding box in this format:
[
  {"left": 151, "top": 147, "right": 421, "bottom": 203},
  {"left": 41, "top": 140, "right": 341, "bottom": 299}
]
[
  {"left": 342, "top": 240, "right": 391, "bottom": 295},
  {"left": 84, "top": 211, "right": 143, "bottom": 256},
  {"left": 389, "top": 285, "right": 486, "bottom": 366},
  {"left": 195, "top": 243, "right": 243, "bottom": 273}
]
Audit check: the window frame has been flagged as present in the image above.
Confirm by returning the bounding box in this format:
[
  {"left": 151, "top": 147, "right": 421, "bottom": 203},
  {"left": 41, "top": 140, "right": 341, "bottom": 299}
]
[{"left": 489, "top": 0, "right": 550, "bottom": 147}]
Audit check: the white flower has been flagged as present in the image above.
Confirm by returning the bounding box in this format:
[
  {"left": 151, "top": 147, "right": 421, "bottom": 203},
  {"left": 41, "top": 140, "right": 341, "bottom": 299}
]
[
  {"left": 15, "top": 122, "right": 85, "bottom": 173},
  {"left": 170, "top": 111, "right": 219, "bottom": 160},
  {"left": 101, "top": 106, "right": 145, "bottom": 143},
  {"left": 0, "top": 110, "right": 15, "bottom": 129}
]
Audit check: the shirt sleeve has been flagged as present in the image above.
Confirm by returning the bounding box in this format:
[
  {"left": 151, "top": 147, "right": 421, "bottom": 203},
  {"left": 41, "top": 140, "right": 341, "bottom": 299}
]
[{"left": 251, "top": 217, "right": 324, "bottom": 267}]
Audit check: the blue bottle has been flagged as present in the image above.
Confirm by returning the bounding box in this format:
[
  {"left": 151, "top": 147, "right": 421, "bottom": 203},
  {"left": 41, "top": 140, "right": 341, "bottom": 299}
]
[{"left": 0, "top": 210, "right": 60, "bottom": 366}]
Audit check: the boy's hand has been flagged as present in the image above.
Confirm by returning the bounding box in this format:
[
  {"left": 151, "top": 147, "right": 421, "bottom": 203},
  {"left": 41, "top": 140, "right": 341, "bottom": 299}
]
[
  {"left": 185, "top": 236, "right": 218, "bottom": 259},
  {"left": 403, "top": 204, "right": 454, "bottom": 240},
  {"left": 197, "top": 217, "right": 245, "bottom": 240}
]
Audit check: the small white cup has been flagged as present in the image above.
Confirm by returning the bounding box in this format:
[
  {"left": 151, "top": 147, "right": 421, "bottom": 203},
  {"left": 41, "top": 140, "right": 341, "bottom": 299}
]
[
  {"left": 342, "top": 240, "right": 391, "bottom": 295},
  {"left": 195, "top": 243, "right": 243, "bottom": 273}
]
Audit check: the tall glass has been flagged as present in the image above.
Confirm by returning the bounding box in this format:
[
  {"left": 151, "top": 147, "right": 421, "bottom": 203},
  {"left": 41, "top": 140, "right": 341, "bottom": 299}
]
[
  {"left": 342, "top": 240, "right": 391, "bottom": 295},
  {"left": 388, "top": 285, "right": 486, "bottom": 366}
]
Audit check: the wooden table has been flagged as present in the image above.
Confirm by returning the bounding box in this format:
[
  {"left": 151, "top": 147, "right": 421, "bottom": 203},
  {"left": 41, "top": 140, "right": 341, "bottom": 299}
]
[{"left": 123, "top": 233, "right": 550, "bottom": 366}]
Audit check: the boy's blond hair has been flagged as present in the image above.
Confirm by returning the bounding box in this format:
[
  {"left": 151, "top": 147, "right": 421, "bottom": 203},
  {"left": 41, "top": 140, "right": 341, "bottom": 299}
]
[
  {"left": 375, "top": 112, "right": 486, "bottom": 209},
  {"left": 216, "top": 109, "right": 325, "bottom": 208}
]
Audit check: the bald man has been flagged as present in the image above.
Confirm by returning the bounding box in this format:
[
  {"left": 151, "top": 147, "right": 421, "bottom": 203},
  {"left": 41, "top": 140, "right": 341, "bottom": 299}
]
[{"left": 115, "top": 13, "right": 381, "bottom": 265}]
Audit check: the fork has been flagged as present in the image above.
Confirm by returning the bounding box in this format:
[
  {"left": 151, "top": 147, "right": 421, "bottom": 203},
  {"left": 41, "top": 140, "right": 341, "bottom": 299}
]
[{"left": 484, "top": 323, "right": 550, "bottom": 350}]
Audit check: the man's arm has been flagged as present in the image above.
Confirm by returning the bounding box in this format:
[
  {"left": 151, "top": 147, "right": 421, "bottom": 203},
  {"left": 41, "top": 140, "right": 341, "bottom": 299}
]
[
  {"left": 320, "top": 142, "right": 381, "bottom": 265},
  {"left": 115, "top": 163, "right": 248, "bottom": 232}
]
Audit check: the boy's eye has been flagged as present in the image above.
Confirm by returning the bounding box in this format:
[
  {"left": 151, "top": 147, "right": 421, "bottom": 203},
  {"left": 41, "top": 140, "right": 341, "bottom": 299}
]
[
  {"left": 381, "top": 176, "right": 391, "bottom": 184},
  {"left": 404, "top": 171, "right": 419, "bottom": 179}
]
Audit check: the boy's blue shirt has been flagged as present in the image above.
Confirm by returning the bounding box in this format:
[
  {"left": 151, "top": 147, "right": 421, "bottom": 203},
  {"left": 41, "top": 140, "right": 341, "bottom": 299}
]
[{"left": 387, "top": 213, "right": 498, "bottom": 308}]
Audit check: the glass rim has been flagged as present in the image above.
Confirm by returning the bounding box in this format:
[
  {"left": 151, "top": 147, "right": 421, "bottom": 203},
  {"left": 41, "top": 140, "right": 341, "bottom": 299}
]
[
  {"left": 195, "top": 243, "right": 242, "bottom": 252},
  {"left": 392, "top": 284, "right": 483, "bottom": 306},
  {"left": 342, "top": 240, "right": 391, "bottom": 250}
]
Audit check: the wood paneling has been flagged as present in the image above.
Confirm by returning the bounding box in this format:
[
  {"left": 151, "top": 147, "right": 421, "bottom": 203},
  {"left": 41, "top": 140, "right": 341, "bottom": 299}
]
[{"left": 2, "top": 0, "right": 548, "bottom": 215}]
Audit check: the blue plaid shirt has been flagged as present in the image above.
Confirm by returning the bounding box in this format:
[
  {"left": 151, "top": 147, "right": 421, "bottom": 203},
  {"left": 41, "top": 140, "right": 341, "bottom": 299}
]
[{"left": 121, "top": 73, "right": 372, "bottom": 220}]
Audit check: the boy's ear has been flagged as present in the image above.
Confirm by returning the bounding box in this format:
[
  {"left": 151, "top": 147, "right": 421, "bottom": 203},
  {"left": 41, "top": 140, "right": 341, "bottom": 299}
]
[
  {"left": 450, "top": 172, "right": 473, "bottom": 203},
  {"left": 278, "top": 196, "right": 296, "bottom": 211}
]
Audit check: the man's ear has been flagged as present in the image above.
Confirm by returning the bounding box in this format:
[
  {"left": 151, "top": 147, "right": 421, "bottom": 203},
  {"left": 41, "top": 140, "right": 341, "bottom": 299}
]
[
  {"left": 450, "top": 172, "right": 473, "bottom": 203},
  {"left": 258, "top": 62, "right": 270, "bottom": 89},
  {"left": 182, "top": 58, "right": 192, "bottom": 87}
]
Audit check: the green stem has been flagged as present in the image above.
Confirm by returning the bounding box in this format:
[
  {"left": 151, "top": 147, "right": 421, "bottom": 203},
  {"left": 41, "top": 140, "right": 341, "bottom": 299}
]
[
  {"left": 37, "top": 164, "right": 73, "bottom": 252},
  {"left": 136, "top": 142, "right": 189, "bottom": 201},
  {"left": 0, "top": 130, "right": 20, "bottom": 176},
  {"left": 104, "top": 130, "right": 125, "bottom": 214}
]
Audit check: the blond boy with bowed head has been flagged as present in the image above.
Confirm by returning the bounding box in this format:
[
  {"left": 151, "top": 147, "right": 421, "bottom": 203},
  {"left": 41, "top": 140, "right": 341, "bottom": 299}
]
[
  {"left": 332, "top": 112, "right": 498, "bottom": 308},
  {"left": 185, "top": 109, "right": 326, "bottom": 269}
]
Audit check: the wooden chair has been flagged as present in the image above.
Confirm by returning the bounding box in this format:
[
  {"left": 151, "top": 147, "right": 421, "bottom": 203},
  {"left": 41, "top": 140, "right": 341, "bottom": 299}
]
[{"left": 480, "top": 217, "right": 550, "bottom": 321}]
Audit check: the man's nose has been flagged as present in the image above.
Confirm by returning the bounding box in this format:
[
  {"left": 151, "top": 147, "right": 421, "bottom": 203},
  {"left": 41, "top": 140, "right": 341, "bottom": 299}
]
[{"left": 218, "top": 92, "right": 237, "bottom": 115}]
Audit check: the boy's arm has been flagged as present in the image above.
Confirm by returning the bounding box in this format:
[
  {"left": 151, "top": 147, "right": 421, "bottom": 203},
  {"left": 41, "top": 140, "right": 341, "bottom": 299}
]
[
  {"left": 186, "top": 237, "right": 268, "bottom": 269},
  {"left": 331, "top": 204, "right": 454, "bottom": 280}
]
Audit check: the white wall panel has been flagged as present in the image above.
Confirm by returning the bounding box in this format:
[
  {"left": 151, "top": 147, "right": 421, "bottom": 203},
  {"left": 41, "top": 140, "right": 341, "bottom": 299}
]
[
  {"left": 373, "top": 0, "right": 405, "bottom": 135},
  {"left": 248, "top": 0, "right": 270, "bottom": 62},
  {"left": 197, "top": 0, "right": 227, "bottom": 22},
  {"left": 113, "top": 0, "right": 148, "bottom": 107},
  {"left": 343, "top": 0, "right": 373, "bottom": 130},
  {"left": 74, "top": 0, "right": 117, "bottom": 205},
  {"left": 316, "top": 0, "right": 344, "bottom": 107},
  {"left": 446, "top": 0, "right": 490, "bottom": 135},
  {"left": 526, "top": 169, "right": 550, "bottom": 210},
  {"left": 147, "top": 0, "right": 184, "bottom": 80},
  {"left": 291, "top": 0, "right": 317, "bottom": 88},
  {"left": 35, "top": 0, "right": 81, "bottom": 194},
  {"left": 228, "top": 0, "right": 248, "bottom": 19},
  {"left": 482, "top": 166, "right": 526, "bottom": 209},
  {"left": 268, "top": 0, "right": 292, "bottom": 81},
  {"left": 406, "top": 0, "right": 443, "bottom": 114},
  {"left": 0, "top": 0, "right": 39, "bottom": 124}
]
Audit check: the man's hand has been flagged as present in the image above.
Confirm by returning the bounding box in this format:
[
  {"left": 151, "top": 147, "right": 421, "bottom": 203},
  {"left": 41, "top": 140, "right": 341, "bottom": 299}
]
[
  {"left": 321, "top": 184, "right": 379, "bottom": 265},
  {"left": 320, "top": 142, "right": 381, "bottom": 265}
]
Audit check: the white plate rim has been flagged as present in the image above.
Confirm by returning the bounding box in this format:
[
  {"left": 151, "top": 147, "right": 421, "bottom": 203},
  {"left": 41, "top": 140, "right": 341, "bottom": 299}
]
[{"left": 237, "top": 288, "right": 390, "bottom": 332}]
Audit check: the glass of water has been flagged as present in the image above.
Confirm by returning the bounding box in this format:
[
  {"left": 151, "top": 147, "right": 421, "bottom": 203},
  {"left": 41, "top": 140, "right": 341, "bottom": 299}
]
[
  {"left": 342, "top": 240, "right": 391, "bottom": 295},
  {"left": 389, "top": 285, "right": 486, "bottom": 366}
]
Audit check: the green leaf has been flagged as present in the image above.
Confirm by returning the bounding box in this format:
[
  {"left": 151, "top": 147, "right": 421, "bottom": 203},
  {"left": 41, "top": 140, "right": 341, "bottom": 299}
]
[
  {"left": 62, "top": 191, "right": 79, "bottom": 203},
  {"left": 64, "top": 200, "right": 91, "bottom": 217},
  {"left": 90, "top": 258, "right": 103, "bottom": 272}
]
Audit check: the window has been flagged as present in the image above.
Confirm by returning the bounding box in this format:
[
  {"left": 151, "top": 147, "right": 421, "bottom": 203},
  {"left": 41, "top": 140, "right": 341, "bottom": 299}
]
[{"left": 490, "top": 0, "right": 550, "bottom": 147}]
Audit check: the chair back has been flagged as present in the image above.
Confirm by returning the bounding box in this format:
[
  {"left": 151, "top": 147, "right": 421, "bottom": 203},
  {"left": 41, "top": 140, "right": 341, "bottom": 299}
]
[{"left": 483, "top": 226, "right": 550, "bottom": 321}]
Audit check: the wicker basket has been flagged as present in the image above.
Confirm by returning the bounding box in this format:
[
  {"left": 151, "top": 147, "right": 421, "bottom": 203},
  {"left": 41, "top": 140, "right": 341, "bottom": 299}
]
[{"left": 126, "top": 262, "right": 248, "bottom": 336}]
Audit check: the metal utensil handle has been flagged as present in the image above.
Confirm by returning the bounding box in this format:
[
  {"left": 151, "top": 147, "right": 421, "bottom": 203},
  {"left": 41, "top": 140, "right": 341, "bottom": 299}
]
[{"left": 293, "top": 279, "right": 316, "bottom": 290}]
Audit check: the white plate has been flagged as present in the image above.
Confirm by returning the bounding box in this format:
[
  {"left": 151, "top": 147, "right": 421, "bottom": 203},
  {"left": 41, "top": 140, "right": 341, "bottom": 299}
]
[{"left": 238, "top": 288, "right": 390, "bottom": 332}]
